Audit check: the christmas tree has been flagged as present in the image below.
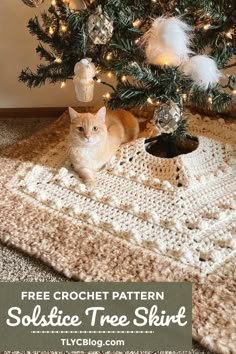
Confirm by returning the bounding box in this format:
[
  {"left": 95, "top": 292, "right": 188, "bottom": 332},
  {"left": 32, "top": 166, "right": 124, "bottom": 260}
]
[{"left": 19, "top": 0, "right": 236, "bottom": 155}]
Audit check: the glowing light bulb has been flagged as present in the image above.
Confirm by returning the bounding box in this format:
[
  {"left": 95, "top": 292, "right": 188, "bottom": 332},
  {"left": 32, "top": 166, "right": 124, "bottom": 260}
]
[
  {"left": 103, "top": 93, "right": 111, "bottom": 99},
  {"left": 60, "top": 82, "right": 66, "bottom": 88},
  {"left": 176, "top": 88, "right": 180, "bottom": 93},
  {"left": 203, "top": 24, "right": 210, "bottom": 30},
  {"left": 49, "top": 27, "right": 54, "bottom": 35},
  {"left": 107, "top": 72, "right": 113, "bottom": 78},
  {"left": 106, "top": 53, "right": 112, "bottom": 60},
  {"left": 97, "top": 78, "right": 102, "bottom": 83},
  {"left": 51, "top": 0, "right": 56, "bottom": 5},
  {"left": 61, "top": 24, "right": 67, "bottom": 32},
  {"left": 208, "top": 96, "right": 213, "bottom": 104},
  {"left": 54, "top": 57, "right": 62, "bottom": 64},
  {"left": 233, "top": 90, "right": 236, "bottom": 95},
  {"left": 182, "top": 93, "right": 187, "bottom": 101},
  {"left": 225, "top": 30, "right": 233, "bottom": 39},
  {"left": 133, "top": 19, "right": 141, "bottom": 28},
  {"left": 151, "top": 0, "right": 157, "bottom": 3},
  {"left": 147, "top": 97, "right": 154, "bottom": 105},
  {"left": 121, "top": 75, "right": 127, "bottom": 82}
]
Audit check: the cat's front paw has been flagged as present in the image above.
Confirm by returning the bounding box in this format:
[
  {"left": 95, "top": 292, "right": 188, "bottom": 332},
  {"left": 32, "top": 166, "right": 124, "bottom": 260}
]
[{"left": 85, "top": 179, "right": 97, "bottom": 191}]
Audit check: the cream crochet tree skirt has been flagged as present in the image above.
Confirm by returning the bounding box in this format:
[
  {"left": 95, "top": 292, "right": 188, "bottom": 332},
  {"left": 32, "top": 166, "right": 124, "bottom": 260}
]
[{"left": 0, "top": 110, "right": 235, "bottom": 353}]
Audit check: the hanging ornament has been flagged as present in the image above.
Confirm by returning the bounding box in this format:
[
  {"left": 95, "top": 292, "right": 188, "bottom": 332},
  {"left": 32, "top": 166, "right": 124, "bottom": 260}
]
[
  {"left": 21, "top": 0, "right": 44, "bottom": 7},
  {"left": 87, "top": 5, "right": 114, "bottom": 45},
  {"left": 73, "top": 58, "right": 96, "bottom": 102},
  {"left": 153, "top": 101, "right": 182, "bottom": 134}
]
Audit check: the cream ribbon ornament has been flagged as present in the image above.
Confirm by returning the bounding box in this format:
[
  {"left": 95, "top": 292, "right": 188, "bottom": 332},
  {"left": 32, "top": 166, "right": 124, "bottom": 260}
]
[{"left": 73, "top": 58, "right": 96, "bottom": 102}]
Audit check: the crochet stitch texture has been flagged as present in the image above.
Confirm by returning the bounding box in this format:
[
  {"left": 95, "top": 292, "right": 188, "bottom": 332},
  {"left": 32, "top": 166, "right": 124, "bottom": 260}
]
[{"left": 8, "top": 114, "right": 236, "bottom": 275}]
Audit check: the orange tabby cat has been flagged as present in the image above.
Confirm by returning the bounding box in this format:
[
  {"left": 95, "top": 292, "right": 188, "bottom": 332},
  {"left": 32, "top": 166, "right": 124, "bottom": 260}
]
[{"left": 68, "top": 106, "right": 139, "bottom": 188}]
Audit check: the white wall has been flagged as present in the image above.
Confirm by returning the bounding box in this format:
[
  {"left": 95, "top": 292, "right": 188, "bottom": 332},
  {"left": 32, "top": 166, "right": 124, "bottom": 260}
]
[{"left": 0, "top": 0, "right": 111, "bottom": 108}]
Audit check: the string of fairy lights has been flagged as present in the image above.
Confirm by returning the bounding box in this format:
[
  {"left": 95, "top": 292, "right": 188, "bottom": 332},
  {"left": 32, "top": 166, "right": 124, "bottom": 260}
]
[{"left": 48, "top": 0, "right": 235, "bottom": 106}]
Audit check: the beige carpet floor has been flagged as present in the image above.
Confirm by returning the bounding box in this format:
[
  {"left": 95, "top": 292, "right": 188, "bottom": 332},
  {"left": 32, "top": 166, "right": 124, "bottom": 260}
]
[
  {"left": 0, "top": 117, "right": 66, "bottom": 282},
  {"left": 0, "top": 116, "right": 214, "bottom": 354}
]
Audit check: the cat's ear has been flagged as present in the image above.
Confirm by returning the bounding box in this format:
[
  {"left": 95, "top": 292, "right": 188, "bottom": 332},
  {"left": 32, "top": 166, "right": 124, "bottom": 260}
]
[
  {"left": 96, "top": 106, "right": 106, "bottom": 122},
  {"left": 68, "top": 107, "right": 78, "bottom": 122}
]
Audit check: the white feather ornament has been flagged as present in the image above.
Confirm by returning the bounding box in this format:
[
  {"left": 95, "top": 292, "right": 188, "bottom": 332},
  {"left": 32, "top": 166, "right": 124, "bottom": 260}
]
[
  {"left": 182, "top": 55, "right": 222, "bottom": 89},
  {"left": 143, "top": 17, "right": 192, "bottom": 66}
]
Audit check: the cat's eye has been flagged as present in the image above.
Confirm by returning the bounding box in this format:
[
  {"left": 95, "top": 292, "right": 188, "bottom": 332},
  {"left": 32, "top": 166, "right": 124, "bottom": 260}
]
[
  {"left": 77, "top": 126, "right": 84, "bottom": 132},
  {"left": 92, "top": 126, "right": 98, "bottom": 131}
]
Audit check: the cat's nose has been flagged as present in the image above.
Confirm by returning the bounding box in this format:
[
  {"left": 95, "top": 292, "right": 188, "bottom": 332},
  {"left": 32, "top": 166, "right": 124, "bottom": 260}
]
[{"left": 84, "top": 135, "right": 90, "bottom": 140}]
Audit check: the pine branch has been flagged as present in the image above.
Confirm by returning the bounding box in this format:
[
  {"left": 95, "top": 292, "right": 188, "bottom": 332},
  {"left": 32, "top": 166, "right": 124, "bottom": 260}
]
[
  {"left": 190, "top": 86, "right": 233, "bottom": 112},
  {"left": 20, "top": 0, "right": 236, "bottom": 117},
  {"left": 19, "top": 63, "right": 71, "bottom": 87},
  {"left": 27, "top": 16, "right": 52, "bottom": 44},
  {"left": 36, "top": 43, "right": 55, "bottom": 62},
  {"left": 107, "top": 82, "right": 149, "bottom": 109},
  {"left": 224, "top": 62, "right": 236, "bottom": 69}
]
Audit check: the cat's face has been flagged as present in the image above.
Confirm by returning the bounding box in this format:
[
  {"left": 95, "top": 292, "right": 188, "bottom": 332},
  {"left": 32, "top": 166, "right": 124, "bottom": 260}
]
[{"left": 69, "top": 107, "right": 107, "bottom": 145}]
